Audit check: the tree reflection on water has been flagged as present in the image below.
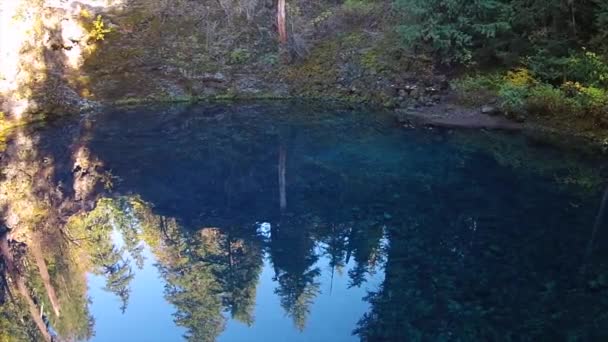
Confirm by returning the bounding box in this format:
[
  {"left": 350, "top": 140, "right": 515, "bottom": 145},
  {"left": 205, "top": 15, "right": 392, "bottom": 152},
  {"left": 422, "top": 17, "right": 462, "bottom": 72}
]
[{"left": 0, "top": 102, "right": 606, "bottom": 341}]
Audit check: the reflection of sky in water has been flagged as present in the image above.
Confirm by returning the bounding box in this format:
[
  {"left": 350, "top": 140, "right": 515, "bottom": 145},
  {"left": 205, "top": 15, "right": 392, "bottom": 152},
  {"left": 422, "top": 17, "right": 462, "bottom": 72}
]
[
  {"left": 88, "top": 230, "right": 186, "bottom": 341},
  {"left": 3, "top": 102, "right": 605, "bottom": 340},
  {"left": 88, "top": 230, "right": 383, "bottom": 342},
  {"left": 220, "top": 256, "right": 381, "bottom": 342}
]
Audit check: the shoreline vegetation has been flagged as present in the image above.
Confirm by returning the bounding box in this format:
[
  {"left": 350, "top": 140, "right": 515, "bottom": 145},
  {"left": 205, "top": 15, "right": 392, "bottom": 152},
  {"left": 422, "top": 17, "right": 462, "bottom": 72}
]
[{"left": 0, "top": 0, "right": 607, "bottom": 148}]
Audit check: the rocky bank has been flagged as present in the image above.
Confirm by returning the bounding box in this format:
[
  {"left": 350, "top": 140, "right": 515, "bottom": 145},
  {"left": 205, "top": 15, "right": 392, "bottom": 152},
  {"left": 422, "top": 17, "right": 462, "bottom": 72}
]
[
  {"left": 0, "top": 1, "right": 448, "bottom": 114},
  {"left": 0, "top": 0, "right": 606, "bottom": 149}
]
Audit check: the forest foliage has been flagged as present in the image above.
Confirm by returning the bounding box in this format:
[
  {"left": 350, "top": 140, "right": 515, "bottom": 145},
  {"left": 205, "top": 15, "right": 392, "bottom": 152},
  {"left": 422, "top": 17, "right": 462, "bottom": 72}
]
[
  {"left": 398, "top": 0, "right": 608, "bottom": 125},
  {"left": 397, "top": 0, "right": 608, "bottom": 67}
]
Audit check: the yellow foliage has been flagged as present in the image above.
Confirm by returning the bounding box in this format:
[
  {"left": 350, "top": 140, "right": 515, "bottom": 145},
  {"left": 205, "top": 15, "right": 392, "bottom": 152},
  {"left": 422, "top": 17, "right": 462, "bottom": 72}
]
[
  {"left": 0, "top": 334, "right": 12, "bottom": 342},
  {"left": 89, "top": 15, "right": 111, "bottom": 42},
  {"left": 504, "top": 67, "right": 537, "bottom": 87},
  {"left": 561, "top": 81, "right": 585, "bottom": 95},
  {"left": 560, "top": 80, "right": 607, "bottom": 100},
  {"left": 80, "top": 9, "right": 92, "bottom": 19}
]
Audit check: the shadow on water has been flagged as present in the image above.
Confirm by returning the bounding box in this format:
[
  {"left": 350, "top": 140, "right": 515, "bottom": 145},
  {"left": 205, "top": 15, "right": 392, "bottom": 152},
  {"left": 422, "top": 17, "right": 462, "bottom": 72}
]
[{"left": 0, "top": 101, "right": 607, "bottom": 341}]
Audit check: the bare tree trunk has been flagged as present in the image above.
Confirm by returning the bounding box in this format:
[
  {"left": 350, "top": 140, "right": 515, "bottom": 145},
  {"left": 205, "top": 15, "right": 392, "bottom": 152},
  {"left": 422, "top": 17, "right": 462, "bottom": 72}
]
[
  {"left": 278, "top": 145, "right": 287, "bottom": 212},
  {"left": 0, "top": 235, "right": 51, "bottom": 342},
  {"left": 0, "top": 269, "right": 13, "bottom": 301},
  {"left": 31, "top": 238, "right": 61, "bottom": 317},
  {"left": 568, "top": 0, "right": 576, "bottom": 36},
  {"left": 277, "top": 0, "right": 287, "bottom": 45},
  {"left": 585, "top": 185, "right": 608, "bottom": 261},
  {"left": 17, "top": 280, "right": 52, "bottom": 342}
]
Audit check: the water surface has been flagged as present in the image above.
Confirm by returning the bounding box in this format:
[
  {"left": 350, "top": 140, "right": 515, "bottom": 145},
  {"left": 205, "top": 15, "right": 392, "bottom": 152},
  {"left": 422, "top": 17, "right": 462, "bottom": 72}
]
[{"left": 0, "top": 102, "right": 607, "bottom": 341}]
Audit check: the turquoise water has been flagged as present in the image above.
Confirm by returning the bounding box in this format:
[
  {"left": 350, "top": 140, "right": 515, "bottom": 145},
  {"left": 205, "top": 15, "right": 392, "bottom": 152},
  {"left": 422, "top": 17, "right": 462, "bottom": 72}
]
[{"left": 0, "top": 102, "right": 607, "bottom": 341}]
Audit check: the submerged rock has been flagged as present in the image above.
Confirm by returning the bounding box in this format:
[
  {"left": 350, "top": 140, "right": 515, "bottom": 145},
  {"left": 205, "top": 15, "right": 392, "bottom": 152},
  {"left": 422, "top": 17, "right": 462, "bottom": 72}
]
[{"left": 481, "top": 105, "right": 500, "bottom": 116}]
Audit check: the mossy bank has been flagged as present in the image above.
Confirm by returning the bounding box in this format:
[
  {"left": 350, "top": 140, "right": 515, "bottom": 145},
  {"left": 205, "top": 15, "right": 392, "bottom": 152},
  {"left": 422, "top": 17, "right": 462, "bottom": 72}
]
[{"left": 0, "top": 0, "right": 607, "bottom": 150}]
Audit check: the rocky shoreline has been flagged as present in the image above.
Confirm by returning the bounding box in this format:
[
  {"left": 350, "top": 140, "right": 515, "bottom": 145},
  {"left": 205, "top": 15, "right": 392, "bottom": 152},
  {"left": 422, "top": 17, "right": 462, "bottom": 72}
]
[{"left": 0, "top": 0, "right": 606, "bottom": 153}]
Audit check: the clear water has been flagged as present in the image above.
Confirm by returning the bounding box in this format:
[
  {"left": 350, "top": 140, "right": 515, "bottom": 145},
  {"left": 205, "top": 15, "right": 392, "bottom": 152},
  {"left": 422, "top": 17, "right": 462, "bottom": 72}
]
[{"left": 0, "top": 101, "right": 607, "bottom": 341}]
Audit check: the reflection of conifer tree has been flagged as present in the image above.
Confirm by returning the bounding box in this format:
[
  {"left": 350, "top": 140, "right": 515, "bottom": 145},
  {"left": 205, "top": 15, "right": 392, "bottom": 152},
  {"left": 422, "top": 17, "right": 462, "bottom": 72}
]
[
  {"left": 114, "top": 201, "right": 146, "bottom": 270},
  {"left": 68, "top": 199, "right": 137, "bottom": 314},
  {"left": 347, "top": 224, "right": 384, "bottom": 288},
  {"left": 213, "top": 227, "right": 264, "bottom": 326},
  {"left": 354, "top": 231, "right": 407, "bottom": 341},
  {"left": 354, "top": 222, "right": 429, "bottom": 341},
  {"left": 160, "top": 229, "right": 225, "bottom": 342},
  {"left": 130, "top": 196, "right": 266, "bottom": 340},
  {"left": 275, "top": 272, "right": 320, "bottom": 331},
  {"left": 269, "top": 223, "right": 321, "bottom": 331},
  {"left": 319, "top": 224, "right": 350, "bottom": 290},
  {"left": 165, "top": 264, "right": 225, "bottom": 342},
  {"left": 98, "top": 251, "right": 134, "bottom": 314},
  {"left": 130, "top": 202, "right": 226, "bottom": 342}
]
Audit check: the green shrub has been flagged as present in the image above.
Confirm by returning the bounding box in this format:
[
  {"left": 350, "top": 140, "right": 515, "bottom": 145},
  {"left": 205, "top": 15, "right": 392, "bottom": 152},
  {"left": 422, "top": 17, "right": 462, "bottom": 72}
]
[
  {"left": 228, "top": 48, "right": 251, "bottom": 64},
  {"left": 498, "top": 68, "right": 540, "bottom": 116},
  {"left": 578, "top": 85, "right": 608, "bottom": 121},
  {"left": 526, "top": 49, "right": 608, "bottom": 86},
  {"left": 565, "top": 51, "right": 608, "bottom": 87},
  {"left": 360, "top": 50, "right": 382, "bottom": 73},
  {"left": 454, "top": 67, "right": 608, "bottom": 122},
  {"left": 343, "top": 0, "right": 376, "bottom": 15},
  {"left": 498, "top": 83, "right": 528, "bottom": 115},
  {"left": 527, "top": 84, "right": 582, "bottom": 116},
  {"left": 453, "top": 74, "right": 502, "bottom": 91},
  {"left": 525, "top": 50, "right": 569, "bottom": 83},
  {"left": 452, "top": 73, "right": 502, "bottom": 105},
  {"left": 260, "top": 53, "right": 279, "bottom": 66},
  {"left": 525, "top": 82, "right": 607, "bottom": 120}
]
